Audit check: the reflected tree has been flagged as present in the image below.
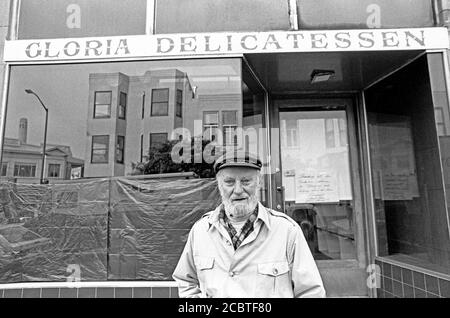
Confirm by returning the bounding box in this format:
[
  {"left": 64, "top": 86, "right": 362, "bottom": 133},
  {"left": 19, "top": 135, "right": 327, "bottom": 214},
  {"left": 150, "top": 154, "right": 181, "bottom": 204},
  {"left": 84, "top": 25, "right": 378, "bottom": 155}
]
[{"left": 131, "top": 137, "right": 219, "bottom": 178}]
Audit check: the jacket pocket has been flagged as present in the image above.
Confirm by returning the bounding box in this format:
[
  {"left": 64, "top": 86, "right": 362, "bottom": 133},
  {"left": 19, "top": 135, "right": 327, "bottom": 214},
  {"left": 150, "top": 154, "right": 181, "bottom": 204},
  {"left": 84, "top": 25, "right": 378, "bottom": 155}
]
[
  {"left": 257, "top": 261, "right": 289, "bottom": 277},
  {"left": 194, "top": 256, "right": 215, "bottom": 270},
  {"left": 256, "top": 261, "right": 290, "bottom": 296}
]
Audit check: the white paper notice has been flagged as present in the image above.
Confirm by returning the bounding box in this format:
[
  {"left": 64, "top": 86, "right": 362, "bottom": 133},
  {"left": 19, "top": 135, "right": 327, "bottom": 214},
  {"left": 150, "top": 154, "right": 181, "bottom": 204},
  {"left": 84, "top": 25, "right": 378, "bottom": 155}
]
[{"left": 295, "top": 170, "right": 339, "bottom": 203}]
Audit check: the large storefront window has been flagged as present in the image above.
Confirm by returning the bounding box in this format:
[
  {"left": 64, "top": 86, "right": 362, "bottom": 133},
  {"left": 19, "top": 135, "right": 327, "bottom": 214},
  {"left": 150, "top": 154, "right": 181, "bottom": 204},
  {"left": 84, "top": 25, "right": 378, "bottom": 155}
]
[
  {"left": 366, "top": 54, "right": 450, "bottom": 273},
  {"left": 0, "top": 58, "right": 272, "bottom": 282},
  {"left": 18, "top": 0, "right": 148, "bottom": 39}
]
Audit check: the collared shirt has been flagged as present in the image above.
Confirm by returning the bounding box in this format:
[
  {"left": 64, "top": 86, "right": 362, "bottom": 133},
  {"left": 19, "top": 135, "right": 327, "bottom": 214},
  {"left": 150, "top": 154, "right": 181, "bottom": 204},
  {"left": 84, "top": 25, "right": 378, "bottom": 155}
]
[
  {"left": 172, "top": 202, "right": 326, "bottom": 298},
  {"left": 219, "top": 204, "right": 258, "bottom": 250}
]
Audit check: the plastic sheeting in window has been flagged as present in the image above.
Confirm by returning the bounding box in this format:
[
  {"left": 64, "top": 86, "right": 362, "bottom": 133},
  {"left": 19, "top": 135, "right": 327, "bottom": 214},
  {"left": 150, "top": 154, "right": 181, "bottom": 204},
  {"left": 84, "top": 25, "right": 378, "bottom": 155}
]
[
  {"left": 0, "top": 177, "right": 220, "bottom": 283},
  {"left": 109, "top": 177, "right": 220, "bottom": 280}
]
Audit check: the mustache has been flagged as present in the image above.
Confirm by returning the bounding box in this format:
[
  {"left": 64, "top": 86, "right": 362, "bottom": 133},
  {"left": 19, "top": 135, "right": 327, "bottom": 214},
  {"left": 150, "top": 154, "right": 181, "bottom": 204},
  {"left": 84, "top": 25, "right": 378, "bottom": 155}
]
[{"left": 217, "top": 182, "right": 259, "bottom": 217}]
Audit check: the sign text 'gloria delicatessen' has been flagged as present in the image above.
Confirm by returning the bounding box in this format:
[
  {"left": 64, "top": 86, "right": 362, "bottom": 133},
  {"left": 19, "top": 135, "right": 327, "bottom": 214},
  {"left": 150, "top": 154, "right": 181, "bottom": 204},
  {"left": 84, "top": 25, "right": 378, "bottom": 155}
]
[{"left": 4, "top": 28, "right": 449, "bottom": 62}]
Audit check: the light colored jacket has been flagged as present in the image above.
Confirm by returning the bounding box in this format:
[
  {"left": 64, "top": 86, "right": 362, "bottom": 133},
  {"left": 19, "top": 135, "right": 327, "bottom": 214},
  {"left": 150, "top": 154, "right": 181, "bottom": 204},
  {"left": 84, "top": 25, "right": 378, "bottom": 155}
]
[{"left": 172, "top": 202, "right": 326, "bottom": 298}]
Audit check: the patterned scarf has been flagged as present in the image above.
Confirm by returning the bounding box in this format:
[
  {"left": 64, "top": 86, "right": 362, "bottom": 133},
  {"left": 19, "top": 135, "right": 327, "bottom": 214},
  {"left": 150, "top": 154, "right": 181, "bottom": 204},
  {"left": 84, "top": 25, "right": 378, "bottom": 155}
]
[{"left": 219, "top": 203, "right": 258, "bottom": 250}]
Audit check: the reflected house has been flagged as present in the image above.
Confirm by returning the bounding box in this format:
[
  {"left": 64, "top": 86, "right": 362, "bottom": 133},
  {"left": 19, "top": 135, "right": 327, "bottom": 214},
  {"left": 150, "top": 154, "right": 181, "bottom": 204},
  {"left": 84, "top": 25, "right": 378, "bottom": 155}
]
[
  {"left": 1, "top": 119, "right": 84, "bottom": 183},
  {"left": 84, "top": 69, "right": 242, "bottom": 177}
]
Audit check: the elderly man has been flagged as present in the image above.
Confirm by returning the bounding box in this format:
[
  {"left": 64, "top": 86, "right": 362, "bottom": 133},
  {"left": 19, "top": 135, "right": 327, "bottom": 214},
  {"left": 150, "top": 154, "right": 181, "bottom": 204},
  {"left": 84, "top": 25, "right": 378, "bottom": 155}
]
[{"left": 172, "top": 152, "right": 326, "bottom": 298}]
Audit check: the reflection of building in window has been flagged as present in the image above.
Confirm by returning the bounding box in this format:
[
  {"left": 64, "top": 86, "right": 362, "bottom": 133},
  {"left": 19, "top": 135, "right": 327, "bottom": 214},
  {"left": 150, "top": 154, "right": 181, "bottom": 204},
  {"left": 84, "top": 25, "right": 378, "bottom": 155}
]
[
  {"left": 325, "top": 118, "right": 336, "bottom": 148},
  {"left": 94, "top": 91, "right": 112, "bottom": 118},
  {"left": 176, "top": 89, "right": 183, "bottom": 118},
  {"left": 151, "top": 88, "right": 169, "bottom": 116},
  {"left": 435, "top": 107, "right": 447, "bottom": 136},
  {"left": 1, "top": 118, "right": 84, "bottom": 183},
  {"left": 91, "top": 135, "right": 109, "bottom": 163},
  {"left": 14, "top": 163, "right": 36, "bottom": 177},
  {"left": 222, "top": 111, "right": 238, "bottom": 145},
  {"left": 285, "top": 120, "right": 299, "bottom": 148},
  {"left": 1, "top": 163, "right": 7, "bottom": 177},
  {"left": 84, "top": 68, "right": 240, "bottom": 178},
  {"left": 150, "top": 133, "right": 168, "bottom": 149},
  {"left": 118, "top": 92, "right": 127, "bottom": 120},
  {"left": 325, "top": 118, "right": 347, "bottom": 149},
  {"left": 116, "top": 136, "right": 125, "bottom": 164},
  {"left": 338, "top": 118, "right": 347, "bottom": 146},
  {"left": 203, "top": 111, "right": 219, "bottom": 142},
  {"left": 48, "top": 163, "right": 60, "bottom": 178}
]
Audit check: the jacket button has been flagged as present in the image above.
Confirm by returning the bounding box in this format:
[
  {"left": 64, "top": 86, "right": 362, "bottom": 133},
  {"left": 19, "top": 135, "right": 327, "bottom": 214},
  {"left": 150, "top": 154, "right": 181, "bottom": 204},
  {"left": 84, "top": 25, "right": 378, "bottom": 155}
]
[
  {"left": 273, "top": 268, "right": 278, "bottom": 275},
  {"left": 229, "top": 271, "right": 235, "bottom": 277}
]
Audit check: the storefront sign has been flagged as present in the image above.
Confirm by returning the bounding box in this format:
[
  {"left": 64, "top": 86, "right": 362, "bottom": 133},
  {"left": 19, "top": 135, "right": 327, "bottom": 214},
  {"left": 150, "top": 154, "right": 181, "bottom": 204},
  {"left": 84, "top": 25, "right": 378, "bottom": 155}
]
[{"left": 4, "top": 28, "right": 449, "bottom": 62}]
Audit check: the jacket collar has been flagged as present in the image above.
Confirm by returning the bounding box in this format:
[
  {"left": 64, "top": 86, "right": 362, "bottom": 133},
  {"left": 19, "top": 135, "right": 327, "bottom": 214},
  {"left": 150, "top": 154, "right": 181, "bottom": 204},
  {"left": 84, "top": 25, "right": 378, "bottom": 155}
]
[{"left": 208, "top": 201, "right": 271, "bottom": 231}]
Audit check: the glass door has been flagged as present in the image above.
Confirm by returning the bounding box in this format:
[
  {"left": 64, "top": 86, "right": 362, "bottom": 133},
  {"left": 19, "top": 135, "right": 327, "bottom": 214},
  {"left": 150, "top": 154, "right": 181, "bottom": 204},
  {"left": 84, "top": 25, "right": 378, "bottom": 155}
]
[{"left": 275, "top": 98, "right": 368, "bottom": 296}]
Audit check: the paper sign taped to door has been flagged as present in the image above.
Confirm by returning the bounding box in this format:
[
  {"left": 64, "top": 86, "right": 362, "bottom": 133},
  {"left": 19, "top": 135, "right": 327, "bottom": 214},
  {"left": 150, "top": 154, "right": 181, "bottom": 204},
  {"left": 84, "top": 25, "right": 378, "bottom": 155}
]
[{"left": 295, "top": 170, "right": 339, "bottom": 203}]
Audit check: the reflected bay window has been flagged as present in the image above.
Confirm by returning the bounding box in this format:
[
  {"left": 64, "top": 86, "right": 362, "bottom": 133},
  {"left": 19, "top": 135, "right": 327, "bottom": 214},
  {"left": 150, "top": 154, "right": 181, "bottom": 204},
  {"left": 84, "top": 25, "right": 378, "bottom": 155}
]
[
  {"left": 151, "top": 88, "right": 169, "bottom": 116},
  {"left": 203, "top": 111, "right": 219, "bottom": 142},
  {"left": 91, "top": 135, "right": 109, "bottom": 163},
  {"left": 223, "top": 111, "right": 238, "bottom": 145},
  {"left": 150, "top": 133, "right": 168, "bottom": 150},
  {"left": 94, "top": 91, "right": 112, "bottom": 118}
]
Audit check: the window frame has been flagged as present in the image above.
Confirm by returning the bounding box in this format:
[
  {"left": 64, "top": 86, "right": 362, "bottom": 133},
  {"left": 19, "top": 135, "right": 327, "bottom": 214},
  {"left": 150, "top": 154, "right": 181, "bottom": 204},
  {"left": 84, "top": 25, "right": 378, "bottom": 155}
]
[
  {"left": 1, "top": 162, "right": 8, "bottom": 177},
  {"left": 149, "top": 132, "right": 168, "bottom": 150},
  {"left": 151, "top": 88, "right": 169, "bottom": 117},
  {"left": 47, "top": 163, "right": 61, "bottom": 178},
  {"left": 13, "top": 163, "right": 37, "bottom": 178},
  {"left": 176, "top": 89, "right": 183, "bottom": 118},
  {"left": 94, "top": 91, "right": 112, "bottom": 119},
  {"left": 116, "top": 135, "right": 125, "bottom": 164},
  {"left": 203, "top": 111, "right": 219, "bottom": 142},
  {"left": 118, "top": 92, "right": 127, "bottom": 120},
  {"left": 91, "top": 135, "right": 110, "bottom": 164},
  {"left": 222, "top": 110, "right": 238, "bottom": 145}
]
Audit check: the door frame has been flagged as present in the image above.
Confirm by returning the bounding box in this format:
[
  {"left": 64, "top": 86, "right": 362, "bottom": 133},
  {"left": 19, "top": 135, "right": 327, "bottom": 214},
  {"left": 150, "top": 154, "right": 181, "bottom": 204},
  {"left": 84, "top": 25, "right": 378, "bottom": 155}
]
[{"left": 270, "top": 95, "right": 370, "bottom": 296}]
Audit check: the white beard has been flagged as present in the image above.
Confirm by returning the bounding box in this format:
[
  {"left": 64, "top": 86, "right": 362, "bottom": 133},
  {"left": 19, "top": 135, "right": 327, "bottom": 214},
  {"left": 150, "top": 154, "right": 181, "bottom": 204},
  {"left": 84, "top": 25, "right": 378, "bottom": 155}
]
[{"left": 221, "top": 194, "right": 258, "bottom": 219}]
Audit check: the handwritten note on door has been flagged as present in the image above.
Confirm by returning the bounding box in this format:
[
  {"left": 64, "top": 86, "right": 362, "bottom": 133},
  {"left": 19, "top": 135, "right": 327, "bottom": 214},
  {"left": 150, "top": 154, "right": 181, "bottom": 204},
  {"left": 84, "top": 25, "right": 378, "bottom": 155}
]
[{"left": 295, "top": 171, "right": 339, "bottom": 203}]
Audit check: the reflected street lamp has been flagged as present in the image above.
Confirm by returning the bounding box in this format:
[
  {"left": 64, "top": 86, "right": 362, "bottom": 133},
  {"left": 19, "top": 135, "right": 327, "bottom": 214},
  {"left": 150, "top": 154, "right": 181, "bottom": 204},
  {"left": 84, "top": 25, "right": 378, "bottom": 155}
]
[{"left": 25, "top": 89, "right": 48, "bottom": 184}]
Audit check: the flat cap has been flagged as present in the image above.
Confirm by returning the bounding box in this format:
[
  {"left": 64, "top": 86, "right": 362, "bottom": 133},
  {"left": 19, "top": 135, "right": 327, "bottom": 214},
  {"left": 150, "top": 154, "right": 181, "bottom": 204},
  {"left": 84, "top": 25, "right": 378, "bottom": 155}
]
[{"left": 213, "top": 151, "right": 262, "bottom": 173}]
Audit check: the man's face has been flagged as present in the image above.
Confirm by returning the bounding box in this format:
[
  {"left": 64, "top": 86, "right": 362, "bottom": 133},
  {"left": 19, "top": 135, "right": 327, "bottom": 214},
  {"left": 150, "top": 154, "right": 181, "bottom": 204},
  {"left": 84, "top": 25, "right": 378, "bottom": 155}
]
[{"left": 217, "top": 167, "right": 260, "bottom": 219}]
